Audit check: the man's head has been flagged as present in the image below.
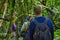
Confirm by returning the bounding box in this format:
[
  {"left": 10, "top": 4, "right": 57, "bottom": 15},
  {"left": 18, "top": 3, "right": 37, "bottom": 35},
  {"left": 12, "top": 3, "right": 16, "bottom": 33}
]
[{"left": 34, "top": 5, "right": 43, "bottom": 15}]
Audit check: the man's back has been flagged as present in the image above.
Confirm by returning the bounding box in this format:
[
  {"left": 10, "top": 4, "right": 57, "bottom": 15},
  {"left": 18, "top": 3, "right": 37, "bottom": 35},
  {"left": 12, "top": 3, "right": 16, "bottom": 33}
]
[{"left": 29, "top": 16, "right": 54, "bottom": 40}]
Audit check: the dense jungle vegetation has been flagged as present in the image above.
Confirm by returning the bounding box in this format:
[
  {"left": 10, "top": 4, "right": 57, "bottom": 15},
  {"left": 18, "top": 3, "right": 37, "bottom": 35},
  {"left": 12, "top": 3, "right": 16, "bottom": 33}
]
[{"left": 0, "top": 0, "right": 60, "bottom": 40}]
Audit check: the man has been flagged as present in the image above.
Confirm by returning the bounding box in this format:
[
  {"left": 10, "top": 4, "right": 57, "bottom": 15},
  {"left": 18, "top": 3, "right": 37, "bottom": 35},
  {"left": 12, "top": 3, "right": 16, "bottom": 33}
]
[
  {"left": 21, "top": 14, "right": 32, "bottom": 40},
  {"left": 28, "top": 5, "right": 54, "bottom": 40},
  {"left": 21, "top": 14, "right": 32, "bottom": 33}
]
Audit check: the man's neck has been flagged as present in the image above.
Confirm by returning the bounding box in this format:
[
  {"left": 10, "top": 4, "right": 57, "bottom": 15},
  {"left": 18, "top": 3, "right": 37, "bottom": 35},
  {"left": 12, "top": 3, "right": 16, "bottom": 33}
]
[{"left": 36, "top": 14, "right": 42, "bottom": 17}]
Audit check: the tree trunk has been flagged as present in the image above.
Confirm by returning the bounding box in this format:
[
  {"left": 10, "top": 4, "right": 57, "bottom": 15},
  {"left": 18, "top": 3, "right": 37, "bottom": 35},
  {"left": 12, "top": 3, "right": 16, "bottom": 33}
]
[{"left": 0, "top": 0, "right": 8, "bottom": 27}]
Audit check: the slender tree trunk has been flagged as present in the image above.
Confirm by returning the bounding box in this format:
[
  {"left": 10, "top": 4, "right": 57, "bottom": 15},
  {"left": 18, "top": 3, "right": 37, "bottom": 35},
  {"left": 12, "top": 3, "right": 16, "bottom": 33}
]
[
  {"left": 0, "top": 0, "right": 8, "bottom": 40},
  {"left": 0, "top": 0, "right": 8, "bottom": 27}
]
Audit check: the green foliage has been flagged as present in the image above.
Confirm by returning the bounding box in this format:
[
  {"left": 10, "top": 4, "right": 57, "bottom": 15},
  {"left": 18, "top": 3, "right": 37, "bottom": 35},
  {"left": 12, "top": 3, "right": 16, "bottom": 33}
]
[
  {"left": 54, "top": 29, "right": 60, "bottom": 40},
  {"left": 0, "top": 0, "right": 60, "bottom": 40}
]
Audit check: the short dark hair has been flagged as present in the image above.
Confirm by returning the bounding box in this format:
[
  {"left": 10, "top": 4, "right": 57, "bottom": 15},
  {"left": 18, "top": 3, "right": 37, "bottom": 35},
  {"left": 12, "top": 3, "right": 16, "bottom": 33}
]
[{"left": 34, "top": 5, "right": 42, "bottom": 15}]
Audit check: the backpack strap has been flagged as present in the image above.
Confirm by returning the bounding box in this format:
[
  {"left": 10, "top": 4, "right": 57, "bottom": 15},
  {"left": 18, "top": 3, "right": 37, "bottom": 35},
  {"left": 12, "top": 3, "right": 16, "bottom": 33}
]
[
  {"left": 43, "top": 18, "right": 50, "bottom": 31},
  {"left": 31, "top": 17, "right": 38, "bottom": 25},
  {"left": 43, "top": 18, "right": 49, "bottom": 24}
]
